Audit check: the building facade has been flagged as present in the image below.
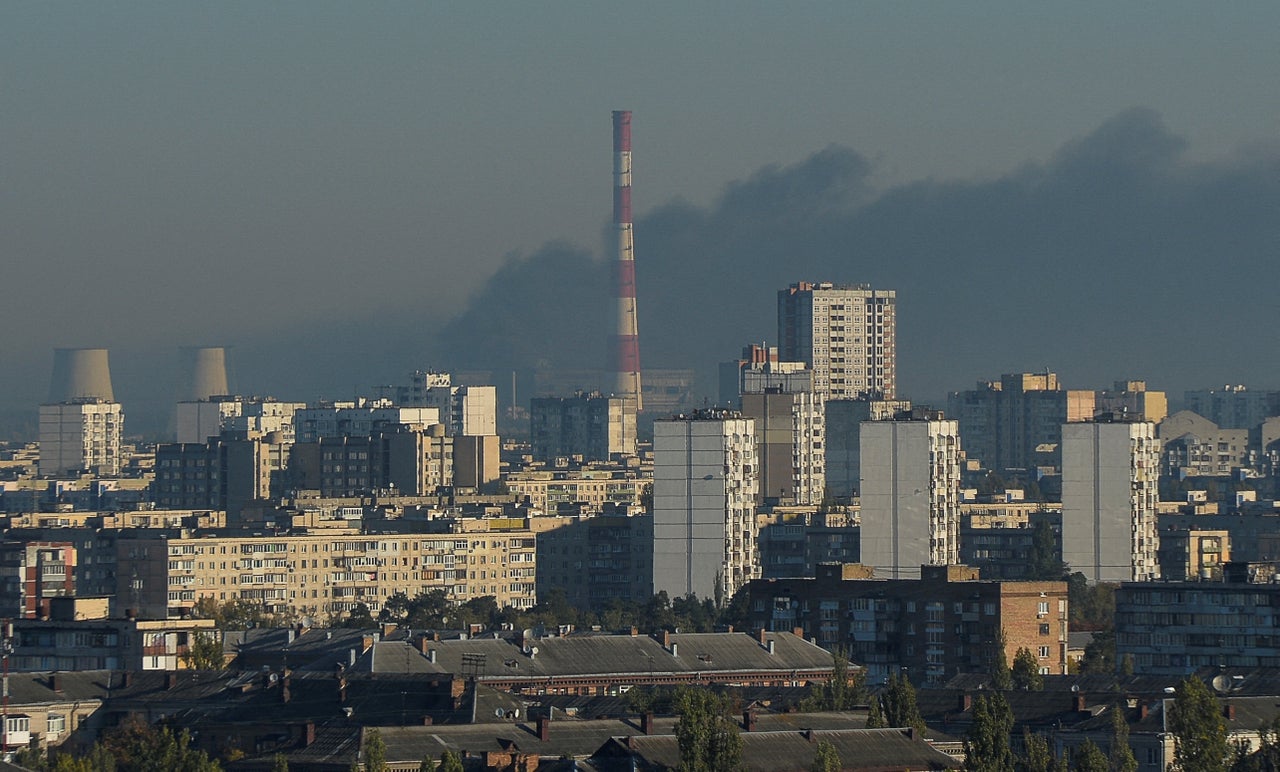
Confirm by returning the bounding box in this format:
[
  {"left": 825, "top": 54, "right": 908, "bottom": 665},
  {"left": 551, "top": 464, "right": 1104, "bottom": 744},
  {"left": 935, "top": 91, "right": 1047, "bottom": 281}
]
[
  {"left": 741, "top": 389, "right": 825, "bottom": 506},
  {"left": 859, "top": 412, "right": 961, "bottom": 578},
  {"left": 824, "top": 398, "right": 912, "bottom": 498},
  {"left": 117, "top": 519, "right": 538, "bottom": 620},
  {"left": 1061, "top": 420, "right": 1160, "bottom": 582},
  {"left": 947, "top": 372, "right": 1094, "bottom": 474},
  {"left": 777, "top": 282, "right": 896, "bottom": 399},
  {"left": 653, "top": 411, "right": 759, "bottom": 602},
  {"left": 529, "top": 392, "right": 636, "bottom": 463},
  {"left": 747, "top": 564, "right": 1069, "bottom": 685},
  {"left": 38, "top": 401, "right": 123, "bottom": 477}
]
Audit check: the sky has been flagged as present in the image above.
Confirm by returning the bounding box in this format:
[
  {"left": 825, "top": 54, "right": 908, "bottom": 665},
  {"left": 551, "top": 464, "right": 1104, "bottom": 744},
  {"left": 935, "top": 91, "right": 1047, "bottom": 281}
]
[{"left": 2, "top": 3, "right": 1279, "bottom": 435}]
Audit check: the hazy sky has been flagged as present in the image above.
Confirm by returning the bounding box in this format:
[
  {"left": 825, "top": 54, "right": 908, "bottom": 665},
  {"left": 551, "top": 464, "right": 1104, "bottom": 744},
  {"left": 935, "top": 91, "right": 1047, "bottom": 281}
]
[{"left": 3, "top": 3, "right": 1278, "bottom": 430}]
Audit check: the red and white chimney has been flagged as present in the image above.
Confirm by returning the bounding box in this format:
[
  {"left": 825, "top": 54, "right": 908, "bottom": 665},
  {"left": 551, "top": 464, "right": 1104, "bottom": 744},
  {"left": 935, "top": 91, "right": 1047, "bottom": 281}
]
[{"left": 611, "top": 110, "right": 642, "bottom": 411}]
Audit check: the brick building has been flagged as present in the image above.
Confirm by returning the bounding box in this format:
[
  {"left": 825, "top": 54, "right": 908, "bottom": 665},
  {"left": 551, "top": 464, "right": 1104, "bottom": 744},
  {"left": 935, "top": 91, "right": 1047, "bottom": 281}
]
[{"left": 745, "top": 564, "right": 1069, "bottom": 685}]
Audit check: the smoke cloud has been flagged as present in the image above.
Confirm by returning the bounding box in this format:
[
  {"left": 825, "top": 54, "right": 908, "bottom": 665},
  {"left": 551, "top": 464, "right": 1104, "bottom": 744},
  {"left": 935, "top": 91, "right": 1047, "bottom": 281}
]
[{"left": 427, "top": 108, "right": 1280, "bottom": 403}]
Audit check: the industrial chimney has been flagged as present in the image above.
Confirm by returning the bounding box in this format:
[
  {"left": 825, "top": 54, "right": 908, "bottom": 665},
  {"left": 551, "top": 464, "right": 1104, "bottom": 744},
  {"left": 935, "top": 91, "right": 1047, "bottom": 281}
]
[
  {"left": 179, "top": 346, "right": 231, "bottom": 401},
  {"left": 48, "top": 348, "right": 115, "bottom": 403},
  {"left": 611, "top": 110, "right": 642, "bottom": 412}
]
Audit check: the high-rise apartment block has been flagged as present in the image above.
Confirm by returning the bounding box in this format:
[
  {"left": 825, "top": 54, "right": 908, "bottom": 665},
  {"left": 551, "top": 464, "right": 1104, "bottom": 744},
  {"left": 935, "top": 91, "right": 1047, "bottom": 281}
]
[
  {"left": 38, "top": 401, "right": 124, "bottom": 477},
  {"left": 947, "top": 373, "right": 1093, "bottom": 474},
  {"left": 653, "top": 411, "right": 759, "bottom": 601},
  {"left": 859, "top": 410, "right": 961, "bottom": 578},
  {"left": 1061, "top": 420, "right": 1160, "bottom": 582},
  {"left": 949, "top": 374, "right": 1167, "bottom": 474},
  {"left": 529, "top": 392, "right": 636, "bottom": 462},
  {"left": 778, "top": 282, "right": 896, "bottom": 399},
  {"left": 823, "top": 398, "right": 911, "bottom": 498},
  {"left": 740, "top": 390, "right": 824, "bottom": 506}
]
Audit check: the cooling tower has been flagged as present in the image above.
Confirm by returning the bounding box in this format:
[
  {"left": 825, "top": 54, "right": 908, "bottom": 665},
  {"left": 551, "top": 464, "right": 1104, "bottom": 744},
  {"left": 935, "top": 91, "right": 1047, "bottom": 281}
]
[
  {"left": 179, "top": 346, "right": 231, "bottom": 401},
  {"left": 48, "top": 348, "right": 115, "bottom": 403}
]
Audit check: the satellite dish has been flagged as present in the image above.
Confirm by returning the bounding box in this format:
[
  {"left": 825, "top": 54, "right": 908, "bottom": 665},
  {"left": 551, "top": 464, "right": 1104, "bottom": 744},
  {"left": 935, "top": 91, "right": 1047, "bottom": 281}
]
[
  {"left": 531, "top": 646, "right": 539, "bottom": 655},
  {"left": 513, "top": 709, "right": 519, "bottom": 718},
  {"left": 495, "top": 708, "right": 506, "bottom": 718},
  {"left": 1071, "top": 684, "right": 1080, "bottom": 692},
  {"left": 1211, "top": 675, "right": 1230, "bottom": 693}
]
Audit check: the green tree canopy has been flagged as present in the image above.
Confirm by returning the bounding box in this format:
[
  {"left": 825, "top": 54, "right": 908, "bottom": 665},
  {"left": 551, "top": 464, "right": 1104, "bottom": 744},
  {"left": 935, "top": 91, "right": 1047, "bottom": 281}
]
[
  {"left": 1070, "top": 740, "right": 1109, "bottom": 772},
  {"left": 964, "top": 692, "right": 1015, "bottom": 772},
  {"left": 1108, "top": 706, "right": 1138, "bottom": 772},
  {"left": 881, "top": 673, "right": 926, "bottom": 733},
  {"left": 674, "top": 687, "right": 744, "bottom": 772},
  {"left": 811, "top": 739, "right": 841, "bottom": 772},
  {"left": 1168, "top": 677, "right": 1229, "bottom": 772},
  {"left": 1011, "top": 648, "right": 1044, "bottom": 691}
]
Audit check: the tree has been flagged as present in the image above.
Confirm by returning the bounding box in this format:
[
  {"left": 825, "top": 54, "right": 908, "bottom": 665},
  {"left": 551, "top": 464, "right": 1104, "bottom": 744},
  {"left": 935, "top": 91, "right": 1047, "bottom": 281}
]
[
  {"left": 881, "top": 672, "right": 926, "bottom": 733},
  {"left": 1079, "top": 630, "right": 1116, "bottom": 674},
  {"left": 865, "top": 694, "right": 886, "bottom": 728},
  {"left": 800, "top": 648, "right": 867, "bottom": 712},
  {"left": 97, "top": 718, "right": 221, "bottom": 772},
  {"left": 1011, "top": 648, "right": 1043, "bottom": 691},
  {"left": 1229, "top": 715, "right": 1280, "bottom": 771},
  {"left": 812, "top": 739, "right": 841, "bottom": 772},
  {"left": 438, "top": 751, "right": 464, "bottom": 772},
  {"left": 363, "top": 729, "right": 387, "bottom": 772},
  {"left": 271, "top": 754, "right": 289, "bottom": 772},
  {"left": 991, "top": 629, "right": 1013, "bottom": 691},
  {"left": 1167, "top": 677, "right": 1229, "bottom": 772},
  {"left": 182, "top": 631, "right": 225, "bottom": 670},
  {"left": 1018, "top": 729, "right": 1066, "bottom": 772},
  {"left": 964, "top": 692, "right": 1015, "bottom": 772},
  {"left": 1107, "top": 706, "right": 1138, "bottom": 772},
  {"left": 1071, "top": 740, "right": 1109, "bottom": 772},
  {"left": 418, "top": 755, "right": 437, "bottom": 772},
  {"left": 1026, "top": 519, "right": 1066, "bottom": 580},
  {"left": 674, "top": 687, "right": 744, "bottom": 772}
]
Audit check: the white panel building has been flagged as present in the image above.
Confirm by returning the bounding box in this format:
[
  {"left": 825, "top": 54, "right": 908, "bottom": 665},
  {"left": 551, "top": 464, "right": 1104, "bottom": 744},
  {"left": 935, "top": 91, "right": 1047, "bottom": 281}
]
[
  {"left": 1061, "top": 420, "right": 1160, "bottom": 582},
  {"left": 859, "top": 413, "right": 961, "bottom": 578},
  {"left": 38, "top": 401, "right": 123, "bottom": 477},
  {"left": 653, "top": 411, "right": 759, "bottom": 602}
]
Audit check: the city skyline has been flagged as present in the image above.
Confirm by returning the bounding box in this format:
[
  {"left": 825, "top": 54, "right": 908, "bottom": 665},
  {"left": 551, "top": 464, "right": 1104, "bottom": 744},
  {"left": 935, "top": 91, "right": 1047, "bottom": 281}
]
[{"left": 3, "top": 4, "right": 1279, "bottom": 432}]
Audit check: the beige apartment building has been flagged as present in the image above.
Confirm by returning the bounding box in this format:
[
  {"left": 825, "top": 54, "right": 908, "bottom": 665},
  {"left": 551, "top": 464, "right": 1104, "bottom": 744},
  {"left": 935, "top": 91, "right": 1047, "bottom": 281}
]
[
  {"left": 505, "top": 469, "right": 647, "bottom": 514},
  {"left": 117, "top": 518, "right": 538, "bottom": 620}
]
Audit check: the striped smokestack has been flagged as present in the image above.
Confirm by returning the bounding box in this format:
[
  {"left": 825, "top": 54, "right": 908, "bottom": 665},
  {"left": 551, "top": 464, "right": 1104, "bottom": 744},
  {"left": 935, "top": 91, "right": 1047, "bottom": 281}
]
[
  {"left": 48, "top": 348, "right": 115, "bottom": 403},
  {"left": 612, "top": 110, "right": 642, "bottom": 411},
  {"left": 179, "top": 346, "right": 231, "bottom": 401}
]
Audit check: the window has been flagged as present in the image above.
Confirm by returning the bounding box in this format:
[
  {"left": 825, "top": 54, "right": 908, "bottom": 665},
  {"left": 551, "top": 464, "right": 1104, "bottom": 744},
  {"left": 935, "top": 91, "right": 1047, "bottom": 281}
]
[
  {"left": 1039, "top": 624, "right": 1050, "bottom": 636},
  {"left": 47, "top": 714, "right": 65, "bottom": 736},
  {"left": 1038, "top": 646, "right": 1050, "bottom": 658},
  {"left": 1037, "top": 601, "right": 1049, "bottom": 616}
]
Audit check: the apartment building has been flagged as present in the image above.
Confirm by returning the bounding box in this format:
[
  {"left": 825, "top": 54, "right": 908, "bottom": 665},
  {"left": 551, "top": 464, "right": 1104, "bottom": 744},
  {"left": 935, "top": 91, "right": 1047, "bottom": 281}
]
[
  {"left": 529, "top": 392, "right": 637, "bottom": 462},
  {"left": 116, "top": 519, "right": 538, "bottom": 620},
  {"left": 504, "top": 469, "right": 647, "bottom": 514},
  {"left": 823, "top": 398, "right": 912, "bottom": 498},
  {"left": 175, "top": 396, "right": 305, "bottom": 445},
  {"left": 1116, "top": 569, "right": 1280, "bottom": 674},
  {"left": 778, "top": 282, "right": 897, "bottom": 399},
  {"left": 741, "top": 389, "right": 825, "bottom": 506},
  {"left": 533, "top": 512, "right": 653, "bottom": 608},
  {"left": 1061, "top": 420, "right": 1160, "bottom": 582},
  {"left": 653, "top": 410, "right": 759, "bottom": 602},
  {"left": 756, "top": 507, "right": 859, "bottom": 579},
  {"left": 746, "top": 564, "right": 1069, "bottom": 685},
  {"left": 859, "top": 410, "right": 961, "bottom": 578},
  {"left": 38, "top": 400, "right": 123, "bottom": 477}
]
